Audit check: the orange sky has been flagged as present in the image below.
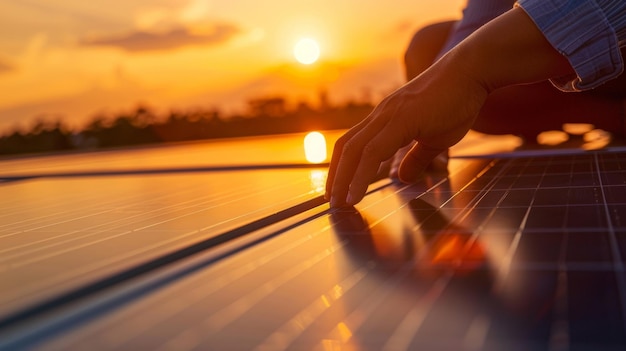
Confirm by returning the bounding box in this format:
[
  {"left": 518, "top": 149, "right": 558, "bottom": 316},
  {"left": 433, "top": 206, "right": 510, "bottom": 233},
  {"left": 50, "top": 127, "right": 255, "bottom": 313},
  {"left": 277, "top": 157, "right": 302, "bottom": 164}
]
[{"left": 0, "top": 0, "right": 464, "bottom": 132}]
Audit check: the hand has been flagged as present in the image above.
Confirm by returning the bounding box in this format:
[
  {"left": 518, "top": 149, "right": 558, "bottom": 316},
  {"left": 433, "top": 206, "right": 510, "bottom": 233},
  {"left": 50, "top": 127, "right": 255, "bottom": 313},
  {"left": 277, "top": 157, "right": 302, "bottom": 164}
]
[
  {"left": 324, "top": 7, "right": 574, "bottom": 208},
  {"left": 384, "top": 142, "right": 449, "bottom": 179},
  {"left": 325, "top": 54, "right": 488, "bottom": 207}
]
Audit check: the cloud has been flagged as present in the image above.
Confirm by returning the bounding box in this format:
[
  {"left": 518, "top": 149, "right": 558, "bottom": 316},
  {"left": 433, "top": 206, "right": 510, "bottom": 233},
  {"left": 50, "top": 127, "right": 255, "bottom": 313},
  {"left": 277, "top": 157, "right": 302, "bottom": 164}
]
[{"left": 81, "top": 23, "right": 241, "bottom": 52}]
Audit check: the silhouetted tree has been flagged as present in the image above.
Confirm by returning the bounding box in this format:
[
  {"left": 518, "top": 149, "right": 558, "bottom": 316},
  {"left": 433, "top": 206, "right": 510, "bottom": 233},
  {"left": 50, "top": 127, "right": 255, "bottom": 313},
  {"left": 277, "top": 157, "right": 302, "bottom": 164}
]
[{"left": 0, "top": 94, "right": 375, "bottom": 157}]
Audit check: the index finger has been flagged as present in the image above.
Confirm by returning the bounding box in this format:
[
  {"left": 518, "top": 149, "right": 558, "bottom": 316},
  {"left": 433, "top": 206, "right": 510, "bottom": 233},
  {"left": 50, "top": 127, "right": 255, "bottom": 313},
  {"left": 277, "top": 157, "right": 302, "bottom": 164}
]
[
  {"left": 341, "top": 118, "right": 409, "bottom": 205},
  {"left": 324, "top": 114, "right": 376, "bottom": 203},
  {"left": 327, "top": 110, "right": 410, "bottom": 207}
]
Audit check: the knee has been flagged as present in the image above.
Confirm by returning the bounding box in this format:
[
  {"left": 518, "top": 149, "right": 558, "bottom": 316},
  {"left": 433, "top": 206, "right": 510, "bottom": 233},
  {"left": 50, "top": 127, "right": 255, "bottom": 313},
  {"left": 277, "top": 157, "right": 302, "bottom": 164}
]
[{"left": 403, "top": 21, "right": 457, "bottom": 78}]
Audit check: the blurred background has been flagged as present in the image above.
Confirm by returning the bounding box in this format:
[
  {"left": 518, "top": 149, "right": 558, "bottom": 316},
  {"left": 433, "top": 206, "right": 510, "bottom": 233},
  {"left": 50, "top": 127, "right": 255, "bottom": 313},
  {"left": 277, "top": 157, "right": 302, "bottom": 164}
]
[{"left": 0, "top": 0, "right": 464, "bottom": 156}]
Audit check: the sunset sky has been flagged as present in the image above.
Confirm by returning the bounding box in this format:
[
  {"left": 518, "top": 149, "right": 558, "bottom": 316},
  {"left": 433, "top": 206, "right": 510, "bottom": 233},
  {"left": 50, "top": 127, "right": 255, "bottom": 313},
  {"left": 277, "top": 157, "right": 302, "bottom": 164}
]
[{"left": 0, "top": 0, "right": 464, "bottom": 132}]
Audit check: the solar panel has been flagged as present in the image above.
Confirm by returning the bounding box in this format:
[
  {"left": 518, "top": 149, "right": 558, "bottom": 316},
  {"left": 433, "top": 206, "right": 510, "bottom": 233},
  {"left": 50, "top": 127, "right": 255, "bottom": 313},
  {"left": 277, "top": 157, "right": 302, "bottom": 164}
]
[{"left": 1, "top": 136, "right": 625, "bottom": 350}]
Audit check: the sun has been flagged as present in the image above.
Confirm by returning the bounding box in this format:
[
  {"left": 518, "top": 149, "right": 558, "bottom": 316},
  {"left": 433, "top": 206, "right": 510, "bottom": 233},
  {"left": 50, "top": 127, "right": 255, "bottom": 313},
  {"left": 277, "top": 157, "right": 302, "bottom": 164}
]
[{"left": 293, "top": 38, "right": 320, "bottom": 65}]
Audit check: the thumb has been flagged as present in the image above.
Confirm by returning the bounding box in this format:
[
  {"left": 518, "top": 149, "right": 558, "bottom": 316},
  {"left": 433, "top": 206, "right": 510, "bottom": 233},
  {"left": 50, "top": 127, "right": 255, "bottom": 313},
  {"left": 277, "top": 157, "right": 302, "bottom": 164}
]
[{"left": 397, "top": 142, "right": 447, "bottom": 183}]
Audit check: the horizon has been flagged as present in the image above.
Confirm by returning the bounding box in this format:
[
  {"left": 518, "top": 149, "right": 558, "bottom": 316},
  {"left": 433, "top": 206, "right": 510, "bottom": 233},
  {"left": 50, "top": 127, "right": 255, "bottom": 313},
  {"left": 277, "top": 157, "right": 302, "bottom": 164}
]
[{"left": 0, "top": 0, "right": 464, "bottom": 133}]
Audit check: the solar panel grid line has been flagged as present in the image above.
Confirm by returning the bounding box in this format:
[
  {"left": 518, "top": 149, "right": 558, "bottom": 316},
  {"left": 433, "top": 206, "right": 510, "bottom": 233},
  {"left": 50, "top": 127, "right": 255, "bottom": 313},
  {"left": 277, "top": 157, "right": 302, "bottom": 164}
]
[
  {"left": 594, "top": 153, "right": 626, "bottom": 336},
  {"left": 352, "top": 177, "right": 449, "bottom": 228},
  {"left": 99, "top": 220, "right": 337, "bottom": 350},
  {"left": 595, "top": 155, "right": 626, "bottom": 269},
  {"left": 428, "top": 160, "right": 514, "bottom": 228},
  {"left": 375, "top": 158, "right": 497, "bottom": 215},
  {"left": 0, "top": 195, "right": 336, "bottom": 350},
  {"left": 459, "top": 158, "right": 536, "bottom": 295},
  {"left": 0, "top": 182, "right": 326, "bottom": 330},
  {"left": 452, "top": 146, "right": 626, "bottom": 160},
  {"left": 1, "top": 173, "right": 312, "bottom": 275},
  {"left": 381, "top": 273, "right": 454, "bottom": 351},
  {"left": 91, "top": 179, "right": 311, "bottom": 236},
  {"left": 0, "top": 174, "right": 238, "bottom": 236},
  {"left": 312, "top": 205, "right": 444, "bottom": 350},
  {"left": 3, "top": 180, "right": 214, "bottom": 314},
  {"left": 378, "top": 157, "right": 558, "bottom": 351},
  {"left": 275, "top": 161, "right": 507, "bottom": 350},
  {"left": 4, "top": 147, "right": 626, "bottom": 350},
  {"left": 312, "top": 258, "right": 419, "bottom": 351},
  {"left": 462, "top": 314, "right": 491, "bottom": 351},
  {"left": 1, "top": 165, "right": 312, "bottom": 217},
  {"left": 323, "top": 159, "right": 492, "bottom": 245},
  {"left": 222, "top": 179, "right": 460, "bottom": 349},
  {"left": 0, "top": 163, "right": 331, "bottom": 182},
  {"left": 0, "top": 193, "right": 105, "bottom": 229},
  {"left": 368, "top": 153, "right": 620, "bottom": 350},
  {"left": 253, "top": 265, "right": 373, "bottom": 351},
  {"left": 477, "top": 161, "right": 527, "bottom": 347},
  {"left": 241, "top": 160, "right": 490, "bottom": 351},
  {"left": 3, "top": 184, "right": 213, "bottom": 245},
  {"left": 0, "top": 181, "right": 247, "bottom": 257},
  {"left": 0, "top": 189, "right": 133, "bottom": 233},
  {"left": 57, "top": 203, "right": 336, "bottom": 351},
  {"left": 5, "top": 201, "right": 333, "bottom": 351},
  {"left": 547, "top": 268, "right": 570, "bottom": 351},
  {"left": 154, "top": 241, "right": 351, "bottom": 351},
  {"left": 327, "top": 161, "right": 522, "bottom": 350},
  {"left": 452, "top": 157, "right": 555, "bottom": 350},
  {"left": 505, "top": 154, "right": 626, "bottom": 349},
  {"left": 0, "top": 177, "right": 304, "bottom": 308},
  {"left": 547, "top": 211, "right": 571, "bottom": 351},
  {"left": 513, "top": 261, "right": 617, "bottom": 271}
]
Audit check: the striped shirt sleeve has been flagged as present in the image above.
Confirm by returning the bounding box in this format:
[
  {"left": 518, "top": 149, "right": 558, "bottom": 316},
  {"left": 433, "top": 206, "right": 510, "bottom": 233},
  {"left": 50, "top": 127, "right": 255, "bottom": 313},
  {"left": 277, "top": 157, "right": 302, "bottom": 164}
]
[{"left": 516, "top": 0, "right": 626, "bottom": 91}]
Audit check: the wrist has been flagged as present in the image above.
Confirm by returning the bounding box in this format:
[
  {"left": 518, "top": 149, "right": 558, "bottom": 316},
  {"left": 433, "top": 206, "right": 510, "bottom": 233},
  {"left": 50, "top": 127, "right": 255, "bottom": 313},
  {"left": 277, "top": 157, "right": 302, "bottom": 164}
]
[{"left": 450, "top": 7, "right": 575, "bottom": 93}]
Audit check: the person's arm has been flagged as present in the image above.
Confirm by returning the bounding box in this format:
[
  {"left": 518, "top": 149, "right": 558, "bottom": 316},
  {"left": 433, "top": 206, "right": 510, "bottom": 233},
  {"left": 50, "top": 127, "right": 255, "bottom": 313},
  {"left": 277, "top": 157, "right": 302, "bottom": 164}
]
[
  {"left": 325, "top": 6, "right": 574, "bottom": 208},
  {"left": 517, "top": 0, "right": 626, "bottom": 92}
]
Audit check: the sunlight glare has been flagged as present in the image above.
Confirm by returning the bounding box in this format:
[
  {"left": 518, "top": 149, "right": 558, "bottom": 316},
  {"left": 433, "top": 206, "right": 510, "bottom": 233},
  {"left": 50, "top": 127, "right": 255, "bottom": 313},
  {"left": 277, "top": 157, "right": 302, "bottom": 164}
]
[
  {"left": 309, "top": 170, "right": 326, "bottom": 193},
  {"left": 304, "top": 131, "right": 327, "bottom": 163},
  {"left": 294, "top": 38, "right": 320, "bottom": 65}
]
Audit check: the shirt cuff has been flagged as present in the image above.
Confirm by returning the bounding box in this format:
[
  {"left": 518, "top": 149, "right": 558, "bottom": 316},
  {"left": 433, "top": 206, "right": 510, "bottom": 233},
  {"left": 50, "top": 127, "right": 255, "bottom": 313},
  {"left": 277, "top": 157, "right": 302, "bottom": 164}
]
[{"left": 516, "top": 0, "right": 623, "bottom": 92}]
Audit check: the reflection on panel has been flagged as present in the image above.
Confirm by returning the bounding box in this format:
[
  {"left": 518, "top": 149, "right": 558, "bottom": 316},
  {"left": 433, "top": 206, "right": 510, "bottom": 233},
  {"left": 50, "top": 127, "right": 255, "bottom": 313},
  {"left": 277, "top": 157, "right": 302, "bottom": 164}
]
[{"left": 1, "top": 151, "right": 624, "bottom": 350}]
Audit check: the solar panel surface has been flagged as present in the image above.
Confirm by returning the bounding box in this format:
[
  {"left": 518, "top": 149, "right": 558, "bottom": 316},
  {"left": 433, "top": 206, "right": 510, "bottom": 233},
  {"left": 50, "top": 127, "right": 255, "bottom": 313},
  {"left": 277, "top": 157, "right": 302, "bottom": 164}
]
[{"left": 1, "top": 133, "right": 625, "bottom": 351}]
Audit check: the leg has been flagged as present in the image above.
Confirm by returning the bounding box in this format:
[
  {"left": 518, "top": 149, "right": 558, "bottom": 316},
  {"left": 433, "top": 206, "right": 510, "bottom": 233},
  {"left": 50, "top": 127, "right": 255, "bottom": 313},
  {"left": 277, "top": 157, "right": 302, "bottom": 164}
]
[
  {"left": 474, "top": 78, "right": 626, "bottom": 141},
  {"left": 404, "top": 21, "right": 457, "bottom": 80},
  {"left": 474, "top": 46, "right": 626, "bottom": 140}
]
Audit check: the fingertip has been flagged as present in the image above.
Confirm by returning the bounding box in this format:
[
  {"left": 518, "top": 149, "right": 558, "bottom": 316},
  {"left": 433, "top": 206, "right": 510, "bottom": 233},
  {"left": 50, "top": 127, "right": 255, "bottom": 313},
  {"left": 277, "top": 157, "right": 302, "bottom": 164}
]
[
  {"left": 397, "top": 157, "right": 427, "bottom": 183},
  {"left": 329, "top": 195, "right": 339, "bottom": 208},
  {"left": 346, "top": 193, "right": 355, "bottom": 206},
  {"left": 397, "top": 143, "right": 444, "bottom": 183},
  {"left": 329, "top": 192, "right": 348, "bottom": 208},
  {"left": 398, "top": 166, "right": 424, "bottom": 184}
]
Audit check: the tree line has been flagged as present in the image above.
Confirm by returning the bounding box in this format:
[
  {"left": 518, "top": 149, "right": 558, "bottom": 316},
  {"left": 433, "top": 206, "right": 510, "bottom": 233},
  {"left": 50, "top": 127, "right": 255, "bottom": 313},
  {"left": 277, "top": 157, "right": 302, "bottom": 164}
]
[{"left": 0, "top": 97, "right": 374, "bottom": 156}]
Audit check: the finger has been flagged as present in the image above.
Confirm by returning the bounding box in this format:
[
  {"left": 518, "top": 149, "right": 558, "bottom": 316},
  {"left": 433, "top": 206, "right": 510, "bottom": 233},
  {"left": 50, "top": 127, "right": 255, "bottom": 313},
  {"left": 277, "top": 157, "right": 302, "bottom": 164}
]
[
  {"left": 397, "top": 142, "right": 447, "bottom": 183},
  {"left": 388, "top": 142, "right": 416, "bottom": 179},
  {"left": 345, "top": 121, "right": 408, "bottom": 205},
  {"left": 325, "top": 115, "right": 375, "bottom": 201},
  {"left": 328, "top": 137, "right": 365, "bottom": 207},
  {"left": 325, "top": 134, "right": 347, "bottom": 201},
  {"left": 328, "top": 109, "right": 399, "bottom": 207}
]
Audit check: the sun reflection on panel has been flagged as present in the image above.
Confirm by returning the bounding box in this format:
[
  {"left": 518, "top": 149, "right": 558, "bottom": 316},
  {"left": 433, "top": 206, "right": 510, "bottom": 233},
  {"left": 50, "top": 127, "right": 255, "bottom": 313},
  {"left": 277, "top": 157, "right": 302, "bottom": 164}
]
[
  {"left": 309, "top": 170, "right": 326, "bottom": 194},
  {"left": 304, "top": 131, "right": 327, "bottom": 163},
  {"left": 427, "top": 232, "right": 487, "bottom": 272}
]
